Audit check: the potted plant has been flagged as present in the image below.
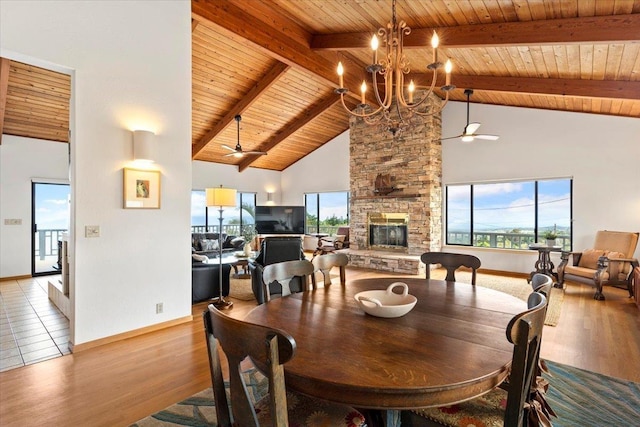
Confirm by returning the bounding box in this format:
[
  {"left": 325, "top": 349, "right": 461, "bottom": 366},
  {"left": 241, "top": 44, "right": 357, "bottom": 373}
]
[
  {"left": 241, "top": 225, "right": 257, "bottom": 256},
  {"left": 543, "top": 230, "right": 558, "bottom": 246}
]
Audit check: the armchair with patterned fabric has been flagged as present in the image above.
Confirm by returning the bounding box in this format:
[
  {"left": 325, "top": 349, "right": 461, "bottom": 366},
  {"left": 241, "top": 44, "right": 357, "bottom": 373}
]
[{"left": 557, "top": 230, "right": 639, "bottom": 300}]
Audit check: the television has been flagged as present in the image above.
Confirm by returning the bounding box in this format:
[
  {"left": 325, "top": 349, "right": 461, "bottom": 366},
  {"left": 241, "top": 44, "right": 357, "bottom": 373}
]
[{"left": 255, "top": 205, "right": 306, "bottom": 235}]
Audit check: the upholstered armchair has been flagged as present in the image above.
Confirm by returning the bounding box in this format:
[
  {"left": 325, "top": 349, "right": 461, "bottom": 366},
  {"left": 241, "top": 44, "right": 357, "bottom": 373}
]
[
  {"left": 248, "top": 236, "right": 305, "bottom": 304},
  {"left": 557, "top": 230, "right": 639, "bottom": 300},
  {"left": 314, "top": 226, "right": 350, "bottom": 256}
]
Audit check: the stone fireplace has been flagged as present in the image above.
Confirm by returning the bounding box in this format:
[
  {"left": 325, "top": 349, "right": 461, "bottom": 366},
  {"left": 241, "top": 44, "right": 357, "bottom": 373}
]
[{"left": 344, "top": 92, "right": 443, "bottom": 274}]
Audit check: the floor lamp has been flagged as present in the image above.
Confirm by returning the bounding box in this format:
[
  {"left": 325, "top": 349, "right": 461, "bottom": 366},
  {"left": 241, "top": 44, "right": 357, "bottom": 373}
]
[{"left": 206, "top": 186, "right": 237, "bottom": 310}]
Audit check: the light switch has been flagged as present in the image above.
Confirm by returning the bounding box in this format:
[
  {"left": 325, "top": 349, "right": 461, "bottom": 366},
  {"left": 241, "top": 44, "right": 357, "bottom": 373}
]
[
  {"left": 4, "top": 219, "right": 22, "bottom": 225},
  {"left": 85, "top": 225, "right": 100, "bottom": 238}
]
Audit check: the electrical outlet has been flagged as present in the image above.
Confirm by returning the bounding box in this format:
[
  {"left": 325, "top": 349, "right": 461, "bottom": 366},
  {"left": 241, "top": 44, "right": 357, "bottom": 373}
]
[
  {"left": 85, "top": 225, "right": 100, "bottom": 238},
  {"left": 156, "top": 303, "right": 163, "bottom": 314},
  {"left": 4, "top": 219, "right": 22, "bottom": 225}
]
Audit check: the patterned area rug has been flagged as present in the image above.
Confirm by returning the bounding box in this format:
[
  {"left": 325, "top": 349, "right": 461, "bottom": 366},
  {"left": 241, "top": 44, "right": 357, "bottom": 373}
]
[
  {"left": 130, "top": 362, "right": 640, "bottom": 426},
  {"left": 544, "top": 360, "right": 640, "bottom": 426},
  {"left": 429, "top": 269, "right": 564, "bottom": 326}
]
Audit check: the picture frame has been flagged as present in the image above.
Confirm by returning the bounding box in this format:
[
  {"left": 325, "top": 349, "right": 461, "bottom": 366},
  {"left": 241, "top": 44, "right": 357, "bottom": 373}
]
[{"left": 123, "top": 168, "right": 161, "bottom": 209}]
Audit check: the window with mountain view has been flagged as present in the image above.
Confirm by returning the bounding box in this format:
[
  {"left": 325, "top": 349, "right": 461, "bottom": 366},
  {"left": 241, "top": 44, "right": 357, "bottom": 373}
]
[{"left": 446, "top": 178, "right": 572, "bottom": 250}]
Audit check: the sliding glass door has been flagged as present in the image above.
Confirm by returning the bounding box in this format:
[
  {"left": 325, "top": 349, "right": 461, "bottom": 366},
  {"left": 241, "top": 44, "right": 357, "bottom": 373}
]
[{"left": 32, "top": 182, "right": 70, "bottom": 276}]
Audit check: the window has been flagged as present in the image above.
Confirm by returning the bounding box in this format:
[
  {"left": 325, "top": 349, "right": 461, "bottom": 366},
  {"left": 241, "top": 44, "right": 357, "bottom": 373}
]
[
  {"left": 191, "top": 190, "right": 256, "bottom": 236},
  {"left": 305, "top": 192, "right": 350, "bottom": 235},
  {"left": 445, "top": 179, "right": 572, "bottom": 251}
]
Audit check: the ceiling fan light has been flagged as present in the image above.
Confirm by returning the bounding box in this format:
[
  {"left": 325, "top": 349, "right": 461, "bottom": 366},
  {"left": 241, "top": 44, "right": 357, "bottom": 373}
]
[
  {"left": 233, "top": 152, "right": 244, "bottom": 158},
  {"left": 461, "top": 135, "right": 474, "bottom": 143}
]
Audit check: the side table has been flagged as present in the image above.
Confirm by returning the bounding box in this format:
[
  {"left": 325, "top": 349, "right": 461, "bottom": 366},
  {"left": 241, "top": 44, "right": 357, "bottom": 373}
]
[{"left": 528, "top": 244, "right": 562, "bottom": 284}]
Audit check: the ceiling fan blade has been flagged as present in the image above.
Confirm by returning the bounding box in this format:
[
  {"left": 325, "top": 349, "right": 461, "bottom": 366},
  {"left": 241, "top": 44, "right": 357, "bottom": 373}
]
[
  {"left": 474, "top": 134, "right": 500, "bottom": 140},
  {"left": 223, "top": 152, "right": 239, "bottom": 157},
  {"left": 244, "top": 150, "right": 267, "bottom": 156},
  {"left": 464, "top": 122, "right": 481, "bottom": 135},
  {"left": 441, "top": 135, "right": 464, "bottom": 141},
  {"left": 221, "top": 144, "right": 236, "bottom": 152}
]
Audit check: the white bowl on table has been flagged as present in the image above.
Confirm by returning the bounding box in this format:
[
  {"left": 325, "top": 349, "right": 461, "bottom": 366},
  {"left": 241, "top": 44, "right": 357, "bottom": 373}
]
[{"left": 354, "top": 282, "right": 417, "bottom": 318}]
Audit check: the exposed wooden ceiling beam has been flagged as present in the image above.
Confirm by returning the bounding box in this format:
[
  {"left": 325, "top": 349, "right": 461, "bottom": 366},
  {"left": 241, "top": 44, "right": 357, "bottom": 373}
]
[
  {"left": 0, "top": 58, "right": 11, "bottom": 145},
  {"left": 191, "top": 18, "right": 199, "bottom": 32},
  {"left": 311, "top": 14, "right": 640, "bottom": 50},
  {"left": 434, "top": 74, "right": 640, "bottom": 100},
  {"left": 238, "top": 93, "right": 340, "bottom": 172},
  {"left": 192, "top": 61, "right": 290, "bottom": 159},
  {"left": 191, "top": 0, "right": 364, "bottom": 104}
]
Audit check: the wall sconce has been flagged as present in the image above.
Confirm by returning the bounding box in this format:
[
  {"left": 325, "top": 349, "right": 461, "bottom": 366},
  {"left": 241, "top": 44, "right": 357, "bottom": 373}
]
[{"left": 133, "top": 130, "right": 155, "bottom": 163}]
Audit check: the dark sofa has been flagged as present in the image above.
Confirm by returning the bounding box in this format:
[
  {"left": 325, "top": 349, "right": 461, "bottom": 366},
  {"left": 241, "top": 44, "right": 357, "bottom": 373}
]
[
  {"left": 191, "top": 233, "right": 244, "bottom": 257},
  {"left": 192, "top": 260, "right": 232, "bottom": 303},
  {"left": 248, "top": 236, "right": 305, "bottom": 304}
]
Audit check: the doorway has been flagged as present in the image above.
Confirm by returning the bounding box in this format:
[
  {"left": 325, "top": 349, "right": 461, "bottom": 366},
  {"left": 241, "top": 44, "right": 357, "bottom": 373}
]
[{"left": 32, "top": 182, "right": 70, "bottom": 276}]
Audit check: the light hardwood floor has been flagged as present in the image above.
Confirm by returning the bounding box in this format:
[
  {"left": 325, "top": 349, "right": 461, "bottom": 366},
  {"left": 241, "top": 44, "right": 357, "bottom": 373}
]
[{"left": 0, "top": 267, "right": 638, "bottom": 427}]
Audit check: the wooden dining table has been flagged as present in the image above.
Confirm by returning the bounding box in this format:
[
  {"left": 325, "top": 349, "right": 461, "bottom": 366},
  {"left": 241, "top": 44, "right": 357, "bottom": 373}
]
[{"left": 243, "top": 277, "right": 527, "bottom": 424}]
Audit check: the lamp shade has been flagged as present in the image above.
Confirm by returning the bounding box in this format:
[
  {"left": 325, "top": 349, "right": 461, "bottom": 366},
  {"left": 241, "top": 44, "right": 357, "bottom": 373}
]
[
  {"left": 206, "top": 187, "right": 237, "bottom": 207},
  {"left": 133, "top": 130, "right": 155, "bottom": 163}
]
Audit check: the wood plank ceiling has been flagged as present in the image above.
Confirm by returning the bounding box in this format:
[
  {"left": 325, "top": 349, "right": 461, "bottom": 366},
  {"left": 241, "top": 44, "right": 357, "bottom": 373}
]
[{"left": 1, "top": 1, "right": 638, "bottom": 171}]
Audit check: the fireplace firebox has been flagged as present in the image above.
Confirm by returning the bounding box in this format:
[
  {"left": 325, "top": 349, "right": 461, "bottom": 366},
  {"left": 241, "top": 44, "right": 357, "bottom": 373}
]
[{"left": 368, "top": 213, "right": 409, "bottom": 251}]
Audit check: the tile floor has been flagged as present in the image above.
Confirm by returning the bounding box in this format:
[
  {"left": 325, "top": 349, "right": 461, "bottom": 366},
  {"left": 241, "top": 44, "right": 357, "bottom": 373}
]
[{"left": 0, "top": 276, "right": 70, "bottom": 372}]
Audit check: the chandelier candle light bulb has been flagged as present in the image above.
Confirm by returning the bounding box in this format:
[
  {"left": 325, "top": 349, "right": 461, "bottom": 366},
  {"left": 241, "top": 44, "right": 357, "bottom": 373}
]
[
  {"left": 361, "top": 81, "right": 367, "bottom": 104},
  {"left": 431, "top": 31, "right": 439, "bottom": 63},
  {"left": 408, "top": 80, "right": 415, "bottom": 104},
  {"left": 337, "top": 62, "right": 344, "bottom": 88},
  {"left": 445, "top": 60, "right": 452, "bottom": 85},
  {"left": 371, "top": 34, "right": 379, "bottom": 63}
]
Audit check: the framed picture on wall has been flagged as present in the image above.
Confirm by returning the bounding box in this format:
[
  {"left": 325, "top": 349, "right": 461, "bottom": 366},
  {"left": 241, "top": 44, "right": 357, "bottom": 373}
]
[{"left": 123, "top": 168, "right": 161, "bottom": 209}]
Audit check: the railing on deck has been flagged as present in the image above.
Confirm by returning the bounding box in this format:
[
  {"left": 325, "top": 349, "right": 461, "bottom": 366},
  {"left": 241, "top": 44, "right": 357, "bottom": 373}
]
[
  {"left": 191, "top": 225, "right": 244, "bottom": 235},
  {"left": 447, "top": 231, "right": 571, "bottom": 251},
  {"left": 35, "top": 229, "right": 67, "bottom": 260}
]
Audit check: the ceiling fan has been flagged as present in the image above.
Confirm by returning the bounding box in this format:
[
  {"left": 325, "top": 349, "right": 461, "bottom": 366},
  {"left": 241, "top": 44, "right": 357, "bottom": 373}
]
[
  {"left": 221, "top": 115, "right": 267, "bottom": 158},
  {"left": 442, "top": 89, "right": 499, "bottom": 143}
]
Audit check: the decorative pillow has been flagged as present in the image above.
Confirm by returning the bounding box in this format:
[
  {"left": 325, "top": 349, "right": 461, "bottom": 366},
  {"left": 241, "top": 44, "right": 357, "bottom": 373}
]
[
  {"left": 199, "top": 239, "right": 219, "bottom": 251},
  {"left": 578, "top": 249, "right": 605, "bottom": 270},
  {"left": 605, "top": 251, "right": 630, "bottom": 277}
]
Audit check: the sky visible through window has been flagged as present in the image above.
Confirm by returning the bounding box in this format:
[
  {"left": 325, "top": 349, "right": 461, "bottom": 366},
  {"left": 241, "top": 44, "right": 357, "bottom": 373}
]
[
  {"left": 447, "top": 179, "right": 571, "bottom": 233},
  {"left": 35, "top": 184, "right": 70, "bottom": 230}
]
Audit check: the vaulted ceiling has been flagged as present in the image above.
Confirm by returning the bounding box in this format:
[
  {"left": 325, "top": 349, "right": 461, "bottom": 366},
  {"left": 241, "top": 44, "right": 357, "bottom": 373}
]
[{"left": 1, "top": 0, "right": 639, "bottom": 172}]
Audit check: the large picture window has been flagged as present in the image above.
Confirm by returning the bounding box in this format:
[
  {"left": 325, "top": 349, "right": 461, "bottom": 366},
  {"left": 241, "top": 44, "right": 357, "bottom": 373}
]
[
  {"left": 305, "top": 191, "right": 350, "bottom": 235},
  {"left": 191, "top": 190, "right": 256, "bottom": 236},
  {"left": 446, "top": 178, "right": 572, "bottom": 250}
]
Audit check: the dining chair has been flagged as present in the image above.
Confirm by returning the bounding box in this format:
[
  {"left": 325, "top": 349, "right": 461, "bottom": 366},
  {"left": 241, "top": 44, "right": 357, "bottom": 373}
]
[
  {"left": 531, "top": 273, "right": 553, "bottom": 300},
  {"left": 421, "top": 252, "right": 481, "bottom": 285},
  {"left": 312, "top": 252, "right": 348, "bottom": 287},
  {"left": 203, "top": 305, "right": 367, "bottom": 426},
  {"left": 262, "top": 259, "right": 315, "bottom": 302},
  {"left": 402, "top": 291, "right": 551, "bottom": 427}
]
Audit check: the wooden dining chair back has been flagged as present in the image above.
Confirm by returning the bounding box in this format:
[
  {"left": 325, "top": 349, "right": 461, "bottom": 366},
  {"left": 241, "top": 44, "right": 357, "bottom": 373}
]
[
  {"left": 204, "top": 304, "right": 295, "bottom": 426},
  {"left": 405, "top": 291, "right": 549, "bottom": 427},
  {"left": 203, "top": 304, "right": 367, "bottom": 426},
  {"left": 530, "top": 273, "right": 553, "bottom": 301},
  {"left": 421, "top": 252, "right": 481, "bottom": 285},
  {"left": 312, "top": 252, "right": 348, "bottom": 286},
  {"left": 262, "top": 259, "right": 315, "bottom": 302}
]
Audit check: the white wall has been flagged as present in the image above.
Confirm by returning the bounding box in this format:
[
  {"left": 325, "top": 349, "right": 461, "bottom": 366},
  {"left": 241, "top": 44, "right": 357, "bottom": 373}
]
[
  {"left": 281, "top": 130, "right": 350, "bottom": 204},
  {"left": 192, "top": 161, "right": 282, "bottom": 205},
  {"left": 0, "top": 137, "right": 69, "bottom": 277},
  {"left": 441, "top": 101, "right": 640, "bottom": 273},
  {"left": 1, "top": 1, "right": 192, "bottom": 345}
]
